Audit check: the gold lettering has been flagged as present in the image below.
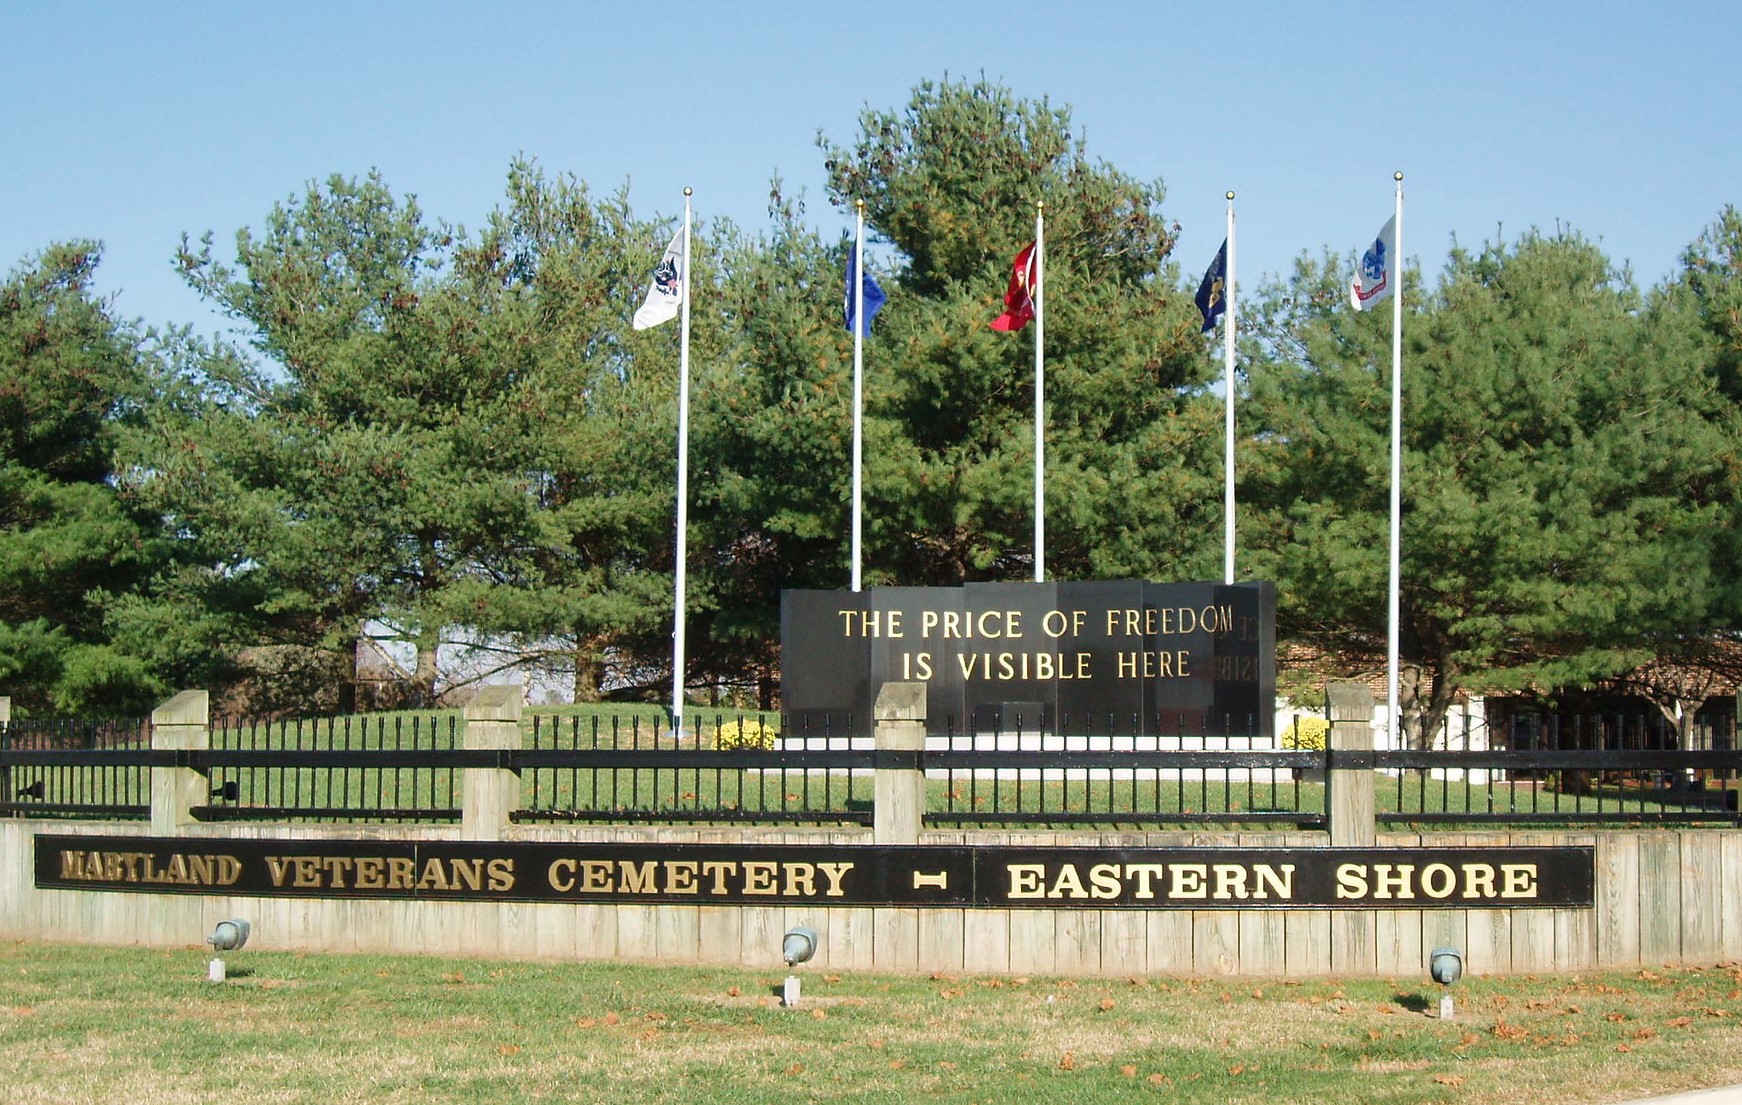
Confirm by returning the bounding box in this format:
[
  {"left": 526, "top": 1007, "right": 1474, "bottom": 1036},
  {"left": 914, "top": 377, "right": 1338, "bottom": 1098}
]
[
  {"left": 1048, "top": 864, "right": 1088, "bottom": 899},
  {"left": 1335, "top": 863, "right": 1368, "bottom": 899},
  {"left": 549, "top": 859, "right": 577, "bottom": 893},
  {"left": 1124, "top": 864, "right": 1166, "bottom": 899},
  {"left": 663, "top": 860, "right": 699, "bottom": 894},
  {"left": 701, "top": 861, "right": 738, "bottom": 894},
  {"left": 292, "top": 856, "right": 322, "bottom": 888},
  {"left": 1371, "top": 864, "right": 1414, "bottom": 900},
  {"left": 386, "top": 856, "right": 415, "bottom": 890},
  {"left": 1253, "top": 864, "right": 1294, "bottom": 900},
  {"left": 1008, "top": 863, "right": 1046, "bottom": 899},
  {"left": 742, "top": 861, "right": 779, "bottom": 895},
  {"left": 581, "top": 860, "right": 615, "bottom": 893},
  {"left": 1420, "top": 863, "right": 1455, "bottom": 899},
  {"left": 1170, "top": 864, "right": 1208, "bottom": 899},
  {"left": 816, "top": 862, "right": 854, "bottom": 897},
  {"left": 620, "top": 857, "right": 658, "bottom": 892},
  {"left": 1089, "top": 863, "right": 1122, "bottom": 899},
  {"left": 1461, "top": 863, "right": 1497, "bottom": 899},
  {"left": 782, "top": 863, "right": 817, "bottom": 897},
  {"left": 321, "top": 856, "right": 354, "bottom": 889},
  {"left": 1500, "top": 864, "right": 1538, "bottom": 899},
  {"left": 1212, "top": 864, "right": 1249, "bottom": 900},
  {"left": 266, "top": 856, "right": 294, "bottom": 887},
  {"left": 354, "top": 857, "right": 385, "bottom": 889},
  {"left": 415, "top": 858, "right": 451, "bottom": 891},
  {"left": 486, "top": 858, "right": 515, "bottom": 892},
  {"left": 450, "top": 859, "right": 485, "bottom": 893}
]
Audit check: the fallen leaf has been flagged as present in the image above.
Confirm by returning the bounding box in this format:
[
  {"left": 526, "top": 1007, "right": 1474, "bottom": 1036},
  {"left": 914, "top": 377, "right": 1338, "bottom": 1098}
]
[
  {"left": 938, "top": 1061, "right": 956, "bottom": 1070},
  {"left": 1617, "top": 1043, "right": 1633, "bottom": 1053},
  {"left": 1668, "top": 1017, "right": 1693, "bottom": 1028},
  {"left": 603, "top": 1012, "right": 620, "bottom": 1026},
  {"left": 726, "top": 986, "right": 740, "bottom": 997},
  {"left": 787, "top": 1062, "right": 804, "bottom": 1076},
  {"left": 1120, "top": 1065, "right": 1138, "bottom": 1078},
  {"left": 824, "top": 975, "right": 842, "bottom": 984},
  {"left": 497, "top": 1045, "right": 521, "bottom": 1056},
  {"left": 1147, "top": 1073, "right": 1171, "bottom": 1086},
  {"left": 889, "top": 1060, "right": 905, "bottom": 1071},
  {"left": 1059, "top": 1052, "right": 1076, "bottom": 1071},
  {"left": 811, "top": 1009, "right": 827, "bottom": 1020},
  {"left": 575, "top": 1017, "right": 596, "bottom": 1028},
  {"left": 1229, "top": 1063, "right": 1246, "bottom": 1076},
  {"left": 1635, "top": 1027, "right": 1657, "bottom": 1041},
  {"left": 1433, "top": 1074, "right": 1465, "bottom": 1087},
  {"left": 1606, "top": 1012, "right": 1628, "bottom": 1022},
  {"left": 1099, "top": 998, "right": 1116, "bottom": 1011}
]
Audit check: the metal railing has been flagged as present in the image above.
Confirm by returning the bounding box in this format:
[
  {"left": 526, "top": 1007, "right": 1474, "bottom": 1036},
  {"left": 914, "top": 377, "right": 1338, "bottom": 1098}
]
[
  {"left": 1370, "top": 709, "right": 1740, "bottom": 826},
  {"left": 515, "top": 713, "right": 873, "bottom": 825},
  {"left": 926, "top": 709, "right": 1320, "bottom": 828},
  {"left": 0, "top": 716, "right": 154, "bottom": 819},
  {"left": 200, "top": 713, "right": 463, "bottom": 823}
]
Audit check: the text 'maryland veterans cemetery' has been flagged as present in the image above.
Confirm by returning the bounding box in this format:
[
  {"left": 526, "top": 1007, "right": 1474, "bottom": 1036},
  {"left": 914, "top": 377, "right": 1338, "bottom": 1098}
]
[{"left": 781, "top": 580, "right": 1275, "bottom": 734}]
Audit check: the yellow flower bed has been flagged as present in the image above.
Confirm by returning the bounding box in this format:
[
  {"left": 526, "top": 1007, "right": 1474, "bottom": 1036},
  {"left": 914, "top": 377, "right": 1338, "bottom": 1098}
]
[
  {"left": 1283, "top": 716, "right": 1330, "bottom": 751},
  {"left": 713, "top": 718, "right": 778, "bottom": 751}
]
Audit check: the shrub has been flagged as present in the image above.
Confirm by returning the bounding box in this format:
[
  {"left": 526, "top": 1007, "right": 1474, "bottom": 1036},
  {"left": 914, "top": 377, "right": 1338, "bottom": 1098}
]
[
  {"left": 1283, "top": 716, "right": 1330, "bottom": 751},
  {"left": 713, "top": 718, "right": 778, "bottom": 751}
]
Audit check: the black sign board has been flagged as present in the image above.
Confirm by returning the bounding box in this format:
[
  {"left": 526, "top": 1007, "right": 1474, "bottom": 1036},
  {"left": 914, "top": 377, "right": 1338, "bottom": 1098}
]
[
  {"left": 36, "top": 835, "right": 1593, "bottom": 910},
  {"left": 780, "top": 580, "right": 1275, "bottom": 735}
]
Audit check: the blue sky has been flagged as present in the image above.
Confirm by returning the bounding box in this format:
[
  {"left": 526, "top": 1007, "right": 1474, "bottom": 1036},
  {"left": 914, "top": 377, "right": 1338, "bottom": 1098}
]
[{"left": 4, "top": 2, "right": 1737, "bottom": 340}]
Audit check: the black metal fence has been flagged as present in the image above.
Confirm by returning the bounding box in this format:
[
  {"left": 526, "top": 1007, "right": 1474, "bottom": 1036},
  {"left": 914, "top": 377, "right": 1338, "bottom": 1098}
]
[
  {"left": 515, "top": 713, "right": 873, "bottom": 825},
  {"left": 200, "top": 713, "right": 464, "bottom": 823},
  {"left": 3, "top": 706, "right": 1739, "bottom": 830},
  {"left": 1373, "top": 709, "right": 1740, "bottom": 826},
  {"left": 927, "top": 711, "right": 1321, "bottom": 828},
  {"left": 0, "top": 717, "right": 152, "bottom": 819}
]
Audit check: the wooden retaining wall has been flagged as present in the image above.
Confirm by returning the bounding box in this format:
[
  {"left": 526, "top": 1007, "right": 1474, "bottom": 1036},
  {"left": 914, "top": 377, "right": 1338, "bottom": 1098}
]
[{"left": 5, "top": 820, "right": 1739, "bottom": 978}]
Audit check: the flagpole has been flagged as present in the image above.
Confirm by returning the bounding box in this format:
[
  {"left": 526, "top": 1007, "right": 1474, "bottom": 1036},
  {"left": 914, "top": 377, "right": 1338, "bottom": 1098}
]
[
  {"left": 1386, "top": 171, "right": 1404, "bottom": 747},
  {"left": 851, "top": 201, "right": 866, "bottom": 593},
  {"left": 1222, "top": 191, "right": 1237, "bottom": 586},
  {"left": 1033, "top": 202, "right": 1046, "bottom": 583},
  {"left": 672, "top": 188, "right": 693, "bottom": 731}
]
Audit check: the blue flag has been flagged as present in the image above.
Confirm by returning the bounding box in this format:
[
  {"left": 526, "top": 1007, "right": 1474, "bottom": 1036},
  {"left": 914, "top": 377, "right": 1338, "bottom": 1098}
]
[
  {"left": 843, "top": 243, "right": 887, "bottom": 337},
  {"left": 1195, "top": 239, "right": 1228, "bottom": 333}
]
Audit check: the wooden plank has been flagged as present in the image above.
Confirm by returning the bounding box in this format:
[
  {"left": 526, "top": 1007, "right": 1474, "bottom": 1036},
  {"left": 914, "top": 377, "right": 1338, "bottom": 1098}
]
[
  {"left": 1238, "top": 910, "right": 1286, "bottom": 978},
  {"left": 1678, "top": 831, "right": 1723, "bottom": 963},
  {"left": 1054, "top": 909, "right": 1101, "bottom": 976},
  {"left": 917, "top": 909, "right": 966, "bottom": 974},
  {"left": 1636, "top": 833, "right": 1682, "bottom": 965},
  {"left": 827, "top": 906, "right": 876, "bottom": 972},
  {"left": 1463, "top": 909, "right": 1511, "bottom": 976},
  {"left": 1554, "top": 908, "right": 1595, "bottom": 973},
  {"left": 873, "top": 907, "right": 920, "bottom": 972},
  {"left": 1375, "top": 909, "right": 1424, "bottom": 977},
  {"left": 1330, "top": 912, "right": 1377, "bottom": 976},
  {"left": 740, "top": 906, "right": 785, "bottom": 970},
  {"left": 614, "top": 904, "right": 658, "bottom": 962},
  {"left": 961, "top": 909, "right": 1011, "bottom": 975},
  {"left": 1722, "top": 832, "right": 1742, "bottom": 962},
  {"left": 1101, "top": 909, "right": 1148, "bottom": 978},
  {"left": 1193, "top": 911, "right": 1241, "bottom": 976},
  {"left": 1285, "top": 909, "right": 1332, "bottom": 976},
  {"left": 1143, "top": 910, "right": 1197, "bottom": 977},
  {"left": 572, "top": 903, "right": 618, "bottom": 962},
  {"left": 1595, "top": 832, "right": 1641, "bottom": 968},
  {"left": 1509, "top": 908, "right": 1556, "bottom": 973},
  {"left": 695, "top": 905, "right": 742, "bottom": 967},
  {"left": 655, "top": 900, "right": 699, "bottom": 962},
  {"left": 1007, "top": 909, "right": 1056, "bottom": 975}
]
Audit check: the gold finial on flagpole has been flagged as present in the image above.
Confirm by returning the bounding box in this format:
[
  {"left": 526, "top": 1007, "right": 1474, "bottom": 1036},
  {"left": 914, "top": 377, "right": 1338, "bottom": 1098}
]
[
  {"left": 1394, "top": 171, "right": 1403, "bottom": 182},
  {"left": 684, "top": 186, "right": 693, "bottom": 197},
  {"left": 1226, "top": 191, "right": 1235, "bottom": 201}
]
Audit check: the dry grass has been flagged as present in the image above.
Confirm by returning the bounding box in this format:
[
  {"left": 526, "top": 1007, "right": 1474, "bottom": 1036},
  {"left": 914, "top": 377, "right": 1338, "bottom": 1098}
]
[{"left": 2, "top": 942, "right": 1741, "bottom": 1104}]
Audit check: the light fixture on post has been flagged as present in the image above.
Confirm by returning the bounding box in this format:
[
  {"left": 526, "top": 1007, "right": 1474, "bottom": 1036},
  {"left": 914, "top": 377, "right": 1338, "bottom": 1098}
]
[
  {"left": 1428, "top": 946, "right": 1463, "bottom": 1019},
  {"left": 781, "top": 925, "right": 818, "bottom": 1008},
  {"left": 206, "top": 919, "right": 250, "bottom": 983}
]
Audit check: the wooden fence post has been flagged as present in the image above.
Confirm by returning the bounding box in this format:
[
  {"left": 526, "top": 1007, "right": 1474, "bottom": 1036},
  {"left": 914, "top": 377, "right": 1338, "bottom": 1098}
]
[
  {"left": 1326, "top": 681, "right": 1377, "bottom": 973},
  {"left": 462, "top": 685, "right": 523, "bottom": 840},
  {"left": 150, "top": 690, "right": 209, "bottom": 835},
  {"left": 874, "top": 682, "right": 926, "bottom": 845},
  {"left": 1326, "top": 682, "right": 1376, "bottom": 848},
  {"left": 1, "top": 696, "right": 10, "bottom": 807}
]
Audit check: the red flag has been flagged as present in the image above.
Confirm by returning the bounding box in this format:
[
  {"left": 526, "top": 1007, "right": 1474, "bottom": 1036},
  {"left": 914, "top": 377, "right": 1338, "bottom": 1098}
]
[{"left": 991, "top": 242, "right": 1038, "bottom": 331}]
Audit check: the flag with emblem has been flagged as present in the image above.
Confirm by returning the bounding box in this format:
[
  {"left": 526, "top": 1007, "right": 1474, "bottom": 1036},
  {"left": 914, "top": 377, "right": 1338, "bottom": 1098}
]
[
  {"left": 633, "top": 228, "right": 686, "bottom": 329},
  {"left": 991, "top": 241, "right": 1039, "bottom": 332},
  {"left": 1196, "top": 239, "right": 1229, "bottom": 332},
  {"left": 843, "top": 242, "right": 887, "bottom": 337},
  {"left": 1350, "top": 215, "right": 1397, "bottom": 311}
]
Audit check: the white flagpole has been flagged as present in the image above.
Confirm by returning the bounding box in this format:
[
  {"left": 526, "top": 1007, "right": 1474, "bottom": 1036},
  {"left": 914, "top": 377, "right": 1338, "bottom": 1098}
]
[
  {"left": 1033, "top": 202, "right": 1046, "bottom": 583},
  {"left": 851, "top": 200, "right": 866, "bottom": 593},
  {"left": 672, "top": 189, "right": 693, "bottom": 730},
  {"left": 1222, "top": 191, "right": 1237, "bottom": 586},
  {"left": 1386, "top": 171, "right": 1404, "bottom": 746}
]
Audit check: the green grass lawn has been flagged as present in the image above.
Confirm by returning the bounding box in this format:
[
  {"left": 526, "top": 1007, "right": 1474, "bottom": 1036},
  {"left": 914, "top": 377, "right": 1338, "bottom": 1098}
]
[{"left": 3, "top": 941, "right": 1740, "bottom": 1104}]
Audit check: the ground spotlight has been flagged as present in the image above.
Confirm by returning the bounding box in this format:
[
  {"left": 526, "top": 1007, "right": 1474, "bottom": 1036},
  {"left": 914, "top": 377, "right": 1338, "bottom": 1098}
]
[
  {"left": 206, "top": 919, "right": 250, "bottom": 982},
  {"left": 1428, "top": 946, "right": 1463, "bottom": 1019},
  {"left": 781, "top": 925, "right": 819, "bottom": 1008}
]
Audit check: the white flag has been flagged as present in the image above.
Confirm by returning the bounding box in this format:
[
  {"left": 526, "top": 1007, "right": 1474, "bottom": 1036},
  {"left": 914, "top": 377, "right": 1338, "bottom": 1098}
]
[
  {"left": 632, "top": 229, "right": 685, "bottom": 330},
  {"left": 1350, "top": 215, "right": 1397, "bottom": 311}
]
